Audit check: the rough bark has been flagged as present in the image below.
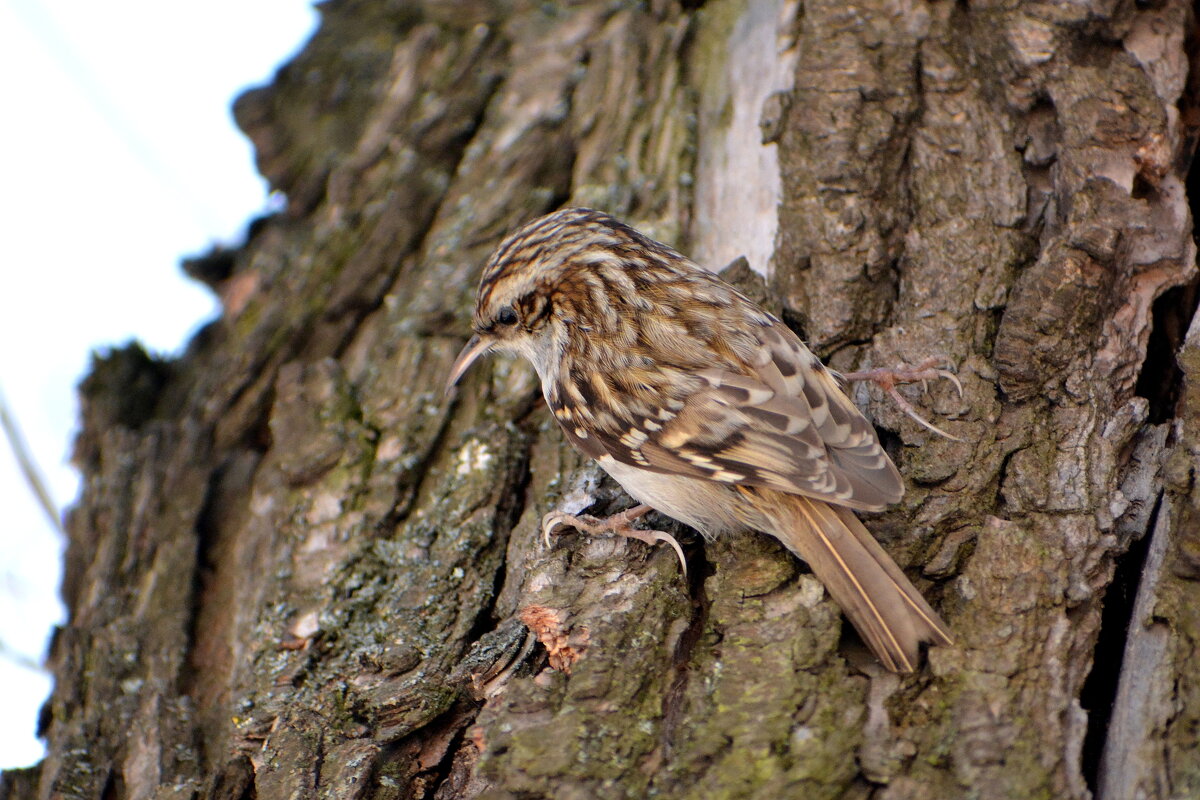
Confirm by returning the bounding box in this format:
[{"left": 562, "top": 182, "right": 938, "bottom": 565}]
[{"left": 3, "top": 0, "right": 1199, "bottom": 798}]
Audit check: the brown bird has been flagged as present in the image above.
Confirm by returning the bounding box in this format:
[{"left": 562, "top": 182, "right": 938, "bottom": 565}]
[{"left": 447, "top": 207, "right": 953, "bottom": 672}]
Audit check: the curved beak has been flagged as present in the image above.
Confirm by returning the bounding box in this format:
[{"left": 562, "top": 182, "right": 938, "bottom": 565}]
[{"left": 445, "top": 334, "right": 493, "bottom": 395}]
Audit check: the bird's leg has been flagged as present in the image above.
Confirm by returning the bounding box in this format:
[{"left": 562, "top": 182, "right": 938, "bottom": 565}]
[
  {"left": 840, "top": 357, "right": 963, "bottom": 442},
  {"left": 542, "top": 504, "right": 687, "bottom": 575}
]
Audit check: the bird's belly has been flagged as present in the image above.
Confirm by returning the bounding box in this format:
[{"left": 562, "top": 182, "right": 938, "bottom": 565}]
[{"left": 596, "top": 455, "right": 744, "bottom": 538}]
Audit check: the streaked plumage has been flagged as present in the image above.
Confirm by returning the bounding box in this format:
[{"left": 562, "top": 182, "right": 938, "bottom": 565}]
[{"left": 449, "top": 207, "right": 952, "bottom": 672}]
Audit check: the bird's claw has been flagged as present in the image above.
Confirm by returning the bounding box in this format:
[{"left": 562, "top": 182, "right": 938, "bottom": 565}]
[
  {"left": 608, "top": 528, "right": 688, "bottom": 578},
  {"left": 540, "top": 505, "right": 687, "bottom": 576},
  {"left": 841, "top": 358, "right": 963, "bottom": 442},
  {"left": 541, "top": 511, "right": 595, "bottom": 547}
]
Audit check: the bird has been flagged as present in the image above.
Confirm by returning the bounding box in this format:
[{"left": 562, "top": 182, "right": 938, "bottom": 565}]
[{"left": 446, "top": 207, "right": 953, "bottom": 672}]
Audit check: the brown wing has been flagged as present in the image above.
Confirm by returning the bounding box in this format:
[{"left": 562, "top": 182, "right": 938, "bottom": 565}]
[{"left": 550, "top": 318, "right": 903, "bottom": 512}]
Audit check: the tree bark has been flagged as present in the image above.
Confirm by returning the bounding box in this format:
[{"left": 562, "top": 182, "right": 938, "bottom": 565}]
[{"left": 4, "top": 0, "right": 1199, "bottom": 798}]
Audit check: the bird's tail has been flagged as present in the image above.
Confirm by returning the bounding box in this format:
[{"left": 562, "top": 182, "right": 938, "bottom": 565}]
[{"left": 750, "top": 491, "right": 953, "bottom": 672}]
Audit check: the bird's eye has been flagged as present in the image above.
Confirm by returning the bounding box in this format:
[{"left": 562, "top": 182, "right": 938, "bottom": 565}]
[{"left": 496, "top": 306, "right": 518, "bottom": 326}]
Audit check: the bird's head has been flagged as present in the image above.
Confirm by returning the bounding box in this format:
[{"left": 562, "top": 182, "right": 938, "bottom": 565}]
[{"left": 446, "top": 207, "right": 649, "bottom": 391}]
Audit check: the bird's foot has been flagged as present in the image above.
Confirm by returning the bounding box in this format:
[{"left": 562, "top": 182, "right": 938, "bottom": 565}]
[
  {"left": 541, "top": 504, "right": 687, "bottom": 575},
  {"left": 840, "top": 358, "right": 963, "bottom": 442}
]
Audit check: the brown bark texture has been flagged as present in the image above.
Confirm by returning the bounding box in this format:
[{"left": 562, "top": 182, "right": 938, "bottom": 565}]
[{"left": 3, "top": 0, "right": 1200, "bottom": 798}]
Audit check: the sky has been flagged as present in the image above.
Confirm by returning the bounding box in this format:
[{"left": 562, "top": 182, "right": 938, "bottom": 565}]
[{"left": 0, "top": 0, "right": 319, "bottom": 769}]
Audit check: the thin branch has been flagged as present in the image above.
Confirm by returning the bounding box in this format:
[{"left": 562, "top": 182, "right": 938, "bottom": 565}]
[
  {"left": 0, "top": 637, "right": 47, "bottom": 675},
  {"left": 0, "top": 381, "right": 64, "bottom": 537}
]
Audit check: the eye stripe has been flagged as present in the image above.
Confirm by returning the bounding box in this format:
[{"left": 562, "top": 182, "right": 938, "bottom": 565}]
[{"left": 519, "top": 290, "right": 552, "bottom": 327}]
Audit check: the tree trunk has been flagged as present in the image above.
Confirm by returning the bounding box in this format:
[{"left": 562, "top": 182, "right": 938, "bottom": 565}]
[{"left": 4, "top": 1, "right": 1199, "bottom": 798}]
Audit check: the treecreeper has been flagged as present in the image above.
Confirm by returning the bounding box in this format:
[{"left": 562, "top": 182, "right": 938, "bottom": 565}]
[{"left": 447, "top": 207, "right": 953, "bottom": 672}]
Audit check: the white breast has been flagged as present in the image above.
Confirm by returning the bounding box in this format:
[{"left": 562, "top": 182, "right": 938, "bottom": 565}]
[{"left": 596, "top": 455, "right": 744, "bottom": 538}]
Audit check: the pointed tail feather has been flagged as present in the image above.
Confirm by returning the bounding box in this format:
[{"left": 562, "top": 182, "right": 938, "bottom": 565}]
[{"left": 753, "top": 492, "right": 952, "bottom": 672}]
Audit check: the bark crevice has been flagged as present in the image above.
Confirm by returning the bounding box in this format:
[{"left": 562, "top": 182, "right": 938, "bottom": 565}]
[{"left": 1080, "top": 490, "right": 1162, "bottom": 793}]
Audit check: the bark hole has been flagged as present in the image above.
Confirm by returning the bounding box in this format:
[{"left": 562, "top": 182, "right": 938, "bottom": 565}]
[
  {"left": 1133, "top": 281, "right": 1200, "bottom": 424},
  {"left": 100, "top": 770, "right": 122, "bottom": 800},
  {"left": 421, "top": 704, "right": 477, "bottom": 799},
  {"left": 1137, "top": 38, "right": 1200, "bottom": 423},
  {"left": 875, "top": 427, "right": 905, "bottom": 469}
]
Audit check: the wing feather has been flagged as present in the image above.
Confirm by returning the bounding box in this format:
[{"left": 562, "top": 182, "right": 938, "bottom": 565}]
[{"left": 551, "top": 317, "right": 903, "bottom": 511}]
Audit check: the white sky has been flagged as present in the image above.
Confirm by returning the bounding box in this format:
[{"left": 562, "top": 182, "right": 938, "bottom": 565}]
[{"left": 0, "top": 0, "right": 319, "bottom": 769}]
